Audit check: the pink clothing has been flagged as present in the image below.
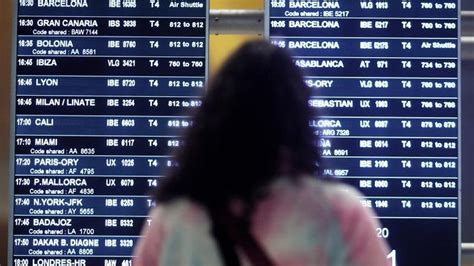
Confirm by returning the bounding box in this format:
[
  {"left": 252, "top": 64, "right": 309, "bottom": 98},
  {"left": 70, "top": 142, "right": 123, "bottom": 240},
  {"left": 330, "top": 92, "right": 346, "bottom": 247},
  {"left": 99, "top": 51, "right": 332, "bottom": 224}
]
[{"left": 133, "top": 177, "right": 390, "bottom": 266}]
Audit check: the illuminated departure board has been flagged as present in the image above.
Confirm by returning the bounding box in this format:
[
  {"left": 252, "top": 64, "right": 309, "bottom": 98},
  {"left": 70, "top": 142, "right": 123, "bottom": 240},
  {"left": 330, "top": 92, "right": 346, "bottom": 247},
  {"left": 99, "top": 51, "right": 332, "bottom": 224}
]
[
  {"left": 10, "top": 0, "right": 208, "bottom": 265},
  {"left": 266, "top": 0, "right": 460, "bottom": 265}
]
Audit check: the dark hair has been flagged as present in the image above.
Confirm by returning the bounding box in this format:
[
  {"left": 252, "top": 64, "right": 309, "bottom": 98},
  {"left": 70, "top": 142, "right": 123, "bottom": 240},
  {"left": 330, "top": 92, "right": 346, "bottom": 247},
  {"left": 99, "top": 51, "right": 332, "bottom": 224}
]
[{"left": 155, "top": 40, "right": 320, "bottom": 209}]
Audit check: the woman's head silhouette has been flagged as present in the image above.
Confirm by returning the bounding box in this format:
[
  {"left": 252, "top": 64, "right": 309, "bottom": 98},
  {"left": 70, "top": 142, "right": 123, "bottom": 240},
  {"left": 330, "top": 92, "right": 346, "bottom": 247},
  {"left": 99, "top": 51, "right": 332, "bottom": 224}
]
[{"left": 156, "top": 40, "right": 320, "bottom": 209}]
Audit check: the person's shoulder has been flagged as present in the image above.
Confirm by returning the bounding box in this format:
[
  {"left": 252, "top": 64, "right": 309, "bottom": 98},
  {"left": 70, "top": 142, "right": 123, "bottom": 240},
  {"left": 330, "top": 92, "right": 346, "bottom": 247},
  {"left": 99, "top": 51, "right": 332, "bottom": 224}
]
[
  {"left": 149, "top": 198, "right": 210, "bottom": 231},
  {"left": 264, "top": 176, "right": 364, "bottom": 221},
  {"left": 134, "top": 199, "right": 222, "bottom": 266},
  {"left": 133, "top": 199, "right": 206, "bottom": 266},
  {"left": 295, "top": 176, "right": 362, "bottom": 202},
  {"left": 296, "top": 176, "right": 366, "bottom": 216},
  {"left": 309, "top": 179, "right": 391, "bottom": 266},
  {"left": 316, "top": 178, "right": 363, "bottom": 204}
]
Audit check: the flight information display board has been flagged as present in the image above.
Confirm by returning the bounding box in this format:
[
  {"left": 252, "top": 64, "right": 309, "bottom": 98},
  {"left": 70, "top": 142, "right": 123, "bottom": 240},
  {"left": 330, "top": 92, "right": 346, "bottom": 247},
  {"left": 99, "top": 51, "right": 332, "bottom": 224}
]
[
  {"left": 266, "top": 0, "right": 460, "bottom": 265},
  {"left": 10, "top": 0, "right": 208, "bottom": 265}
]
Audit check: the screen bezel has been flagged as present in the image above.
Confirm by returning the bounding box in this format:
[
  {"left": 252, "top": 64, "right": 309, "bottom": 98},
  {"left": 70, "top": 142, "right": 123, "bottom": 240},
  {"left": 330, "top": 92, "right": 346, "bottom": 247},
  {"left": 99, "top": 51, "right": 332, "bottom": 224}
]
[{"left": 8, "top": 0, "right": 18, "bottom": 265}]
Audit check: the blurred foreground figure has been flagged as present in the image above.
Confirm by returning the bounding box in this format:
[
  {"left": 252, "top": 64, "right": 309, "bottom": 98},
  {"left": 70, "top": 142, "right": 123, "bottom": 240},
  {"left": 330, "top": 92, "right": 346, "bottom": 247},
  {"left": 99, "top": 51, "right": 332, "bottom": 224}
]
[{"left": 133, "top": 40, "right": 389, "bottom": 266}]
